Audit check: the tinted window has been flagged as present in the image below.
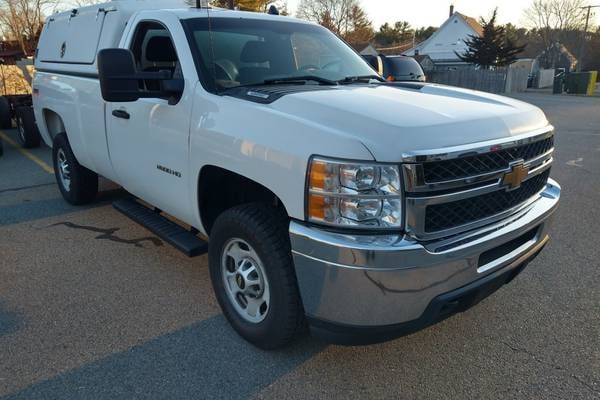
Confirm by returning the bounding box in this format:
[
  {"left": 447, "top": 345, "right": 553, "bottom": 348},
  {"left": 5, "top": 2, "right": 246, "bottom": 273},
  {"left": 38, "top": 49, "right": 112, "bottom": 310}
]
[
  {"left": 362, "top": 55, "right": 379, "bottom": 71},
  {"left": 384, "top": 57, "right": 425, "bottom": 81},
  {"left": 130, "top": 21, "right": 181, "bottom": 92}
]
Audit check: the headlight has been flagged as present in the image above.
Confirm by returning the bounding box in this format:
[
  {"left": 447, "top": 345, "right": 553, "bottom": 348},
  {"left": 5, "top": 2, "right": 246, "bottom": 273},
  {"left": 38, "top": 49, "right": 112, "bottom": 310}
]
[{"left": 306, "top": 157, "right": 403, "bottom": 229}]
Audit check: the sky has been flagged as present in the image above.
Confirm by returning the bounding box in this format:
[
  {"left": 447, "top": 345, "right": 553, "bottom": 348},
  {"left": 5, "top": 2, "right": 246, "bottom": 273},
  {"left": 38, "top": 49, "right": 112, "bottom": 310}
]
[{"left": 285, "top": 0, "right": 600, "bottom": 30}]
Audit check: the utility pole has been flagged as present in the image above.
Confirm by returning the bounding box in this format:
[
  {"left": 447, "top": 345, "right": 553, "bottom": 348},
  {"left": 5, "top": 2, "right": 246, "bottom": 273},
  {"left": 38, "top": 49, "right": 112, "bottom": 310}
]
[{"left": 577, "top": 5, "right": 600, "bottom": 72}]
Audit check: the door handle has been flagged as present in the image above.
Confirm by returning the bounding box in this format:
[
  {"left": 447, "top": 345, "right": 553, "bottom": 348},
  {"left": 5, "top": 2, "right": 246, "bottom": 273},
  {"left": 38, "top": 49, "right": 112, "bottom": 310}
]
[{"left": 112, "top": 109, "right": 130, "bottom": 120}]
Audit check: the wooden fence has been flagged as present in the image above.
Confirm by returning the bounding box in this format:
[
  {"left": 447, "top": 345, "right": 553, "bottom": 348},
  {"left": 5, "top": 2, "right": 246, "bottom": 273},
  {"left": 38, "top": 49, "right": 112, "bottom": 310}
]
[
  {"left": 427, "top": 68, "right": 507, "bottom": 93},
  {"left": 505, "top": 66, "right": 530, "bottom": 93},
  {"left": 426, "top": 66, "right": 530, "bottom": 94}
]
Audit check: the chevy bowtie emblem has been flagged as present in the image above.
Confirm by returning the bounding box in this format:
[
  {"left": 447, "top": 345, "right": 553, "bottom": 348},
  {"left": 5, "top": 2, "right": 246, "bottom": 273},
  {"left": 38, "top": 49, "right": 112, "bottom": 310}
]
[{"left": 502, "top": 162, "right": 529, "bottom": 190}]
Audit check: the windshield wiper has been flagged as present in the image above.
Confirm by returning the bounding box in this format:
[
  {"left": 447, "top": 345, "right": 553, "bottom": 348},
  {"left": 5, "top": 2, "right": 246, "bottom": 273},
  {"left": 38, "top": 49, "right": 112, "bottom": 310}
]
[
  {"left": 263, "top": 75, "right": 338, "bottom": 86},
  {"left": 338, "top": 75, "right": 385, "bottom": 84}
]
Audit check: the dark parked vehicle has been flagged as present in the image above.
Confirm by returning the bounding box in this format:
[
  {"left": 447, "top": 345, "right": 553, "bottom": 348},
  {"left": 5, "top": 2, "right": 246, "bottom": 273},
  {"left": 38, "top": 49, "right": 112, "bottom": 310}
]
[
  {"left": 363, "top": 54, "right": 426, "bottom": 82},
  {"left": 362, "top": 54, "right": 379, "bottom": 72}
]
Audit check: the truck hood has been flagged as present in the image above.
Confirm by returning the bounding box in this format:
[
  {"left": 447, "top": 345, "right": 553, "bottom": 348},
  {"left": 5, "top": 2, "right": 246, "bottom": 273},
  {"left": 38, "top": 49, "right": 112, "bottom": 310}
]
[{"left": 269, "top": 84, "right": 549, "bottom": 162}]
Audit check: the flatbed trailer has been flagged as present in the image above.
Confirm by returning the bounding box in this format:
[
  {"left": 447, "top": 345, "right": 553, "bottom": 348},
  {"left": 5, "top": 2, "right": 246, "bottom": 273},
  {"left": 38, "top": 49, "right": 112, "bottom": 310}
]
[
  {"left": 0, "top": 93, "right": 32, "bottom": 127},
  {"left": 0, "top": 59, "right": 41, "bottom": 147}
]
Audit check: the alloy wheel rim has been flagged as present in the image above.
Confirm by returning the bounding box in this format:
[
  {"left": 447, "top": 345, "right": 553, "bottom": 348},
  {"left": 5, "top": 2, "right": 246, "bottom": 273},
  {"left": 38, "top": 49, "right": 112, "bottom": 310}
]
[
  {"left": 56, "top": 148, "right": 71, "bottom": 191},
  {"left": 221, "top": 238, "right": 270, "bottom": 323}
]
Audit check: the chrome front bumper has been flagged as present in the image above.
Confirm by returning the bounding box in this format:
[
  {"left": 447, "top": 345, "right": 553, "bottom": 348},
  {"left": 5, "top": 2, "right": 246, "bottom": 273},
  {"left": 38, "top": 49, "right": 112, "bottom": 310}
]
[{"left": 290, "top": 178, "right": 560, "bottom": 332}]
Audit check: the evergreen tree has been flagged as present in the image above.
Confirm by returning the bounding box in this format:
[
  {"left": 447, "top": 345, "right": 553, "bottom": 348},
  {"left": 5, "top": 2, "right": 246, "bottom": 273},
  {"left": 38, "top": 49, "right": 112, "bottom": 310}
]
[
  {"left": 457, "top": 9, "right": 526, "bottom": 68},
  {"left": 374, "top": 21, "right": 414, "bottom": 46},
  {"left": 343, "top": 4, "right": 374, "bottom": 43},
  {"left": 414, "top": 26, "right": 437, "bottom": 43}
]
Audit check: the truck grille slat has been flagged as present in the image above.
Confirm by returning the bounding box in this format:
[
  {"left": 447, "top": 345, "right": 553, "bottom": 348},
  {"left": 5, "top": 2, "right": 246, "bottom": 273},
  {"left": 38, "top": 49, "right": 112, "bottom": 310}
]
[
  {"left": 403, "top": 131, "right": 554, "bottom": 240},
  {"left": 424, "top": 170, "right": 550, "bottom": 232},
  {"left": 423, "top": 136, "right": 554, "bottom": 183}
]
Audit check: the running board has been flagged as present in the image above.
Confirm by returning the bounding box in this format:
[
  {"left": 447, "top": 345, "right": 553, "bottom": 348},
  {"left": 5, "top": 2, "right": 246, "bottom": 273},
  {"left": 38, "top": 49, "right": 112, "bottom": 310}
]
[{"left": 113, "top": 199, "right": 208, "bottom": 257}]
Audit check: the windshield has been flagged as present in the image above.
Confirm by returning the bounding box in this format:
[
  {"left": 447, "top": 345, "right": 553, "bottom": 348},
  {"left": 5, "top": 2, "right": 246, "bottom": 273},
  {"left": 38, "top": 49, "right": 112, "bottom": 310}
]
[{"left": 182, "top": 17, "right": 377, "bottom": 92}]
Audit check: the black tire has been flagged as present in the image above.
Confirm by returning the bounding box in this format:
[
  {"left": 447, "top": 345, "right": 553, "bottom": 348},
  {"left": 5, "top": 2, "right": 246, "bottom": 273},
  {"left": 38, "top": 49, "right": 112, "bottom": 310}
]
[
  {"left": 0, "top": 97, "right": 11, "bottom": 129},
  {"left": 208, "top": 204, "right": 305, "bottom": 350},
  {"left": 15, "top": 107, "right": 41, "bottom": 148},
  {"left": 52, "top": 133, "right": 98, "bottom": 205}
]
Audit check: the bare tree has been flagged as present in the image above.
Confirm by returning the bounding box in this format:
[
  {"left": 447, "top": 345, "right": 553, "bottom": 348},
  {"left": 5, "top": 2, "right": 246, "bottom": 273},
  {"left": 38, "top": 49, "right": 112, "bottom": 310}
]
[
  {"left": 524, "top": 0, "right": 588, "bottom": 67},
  {"left": 524, "top": 0, "right": 587, "bottom": 44},
  {"left": 525, "top": 0, "right": 587, "bottom": 30},
  {"left": 70, "top": 0, "right": 101, "bottom": 7},
  {"left": 0, "top": 0, "right": 57, "bottom": 55},
  {"left": 296, "top": 0, "right": 372, "bottom": 42}
]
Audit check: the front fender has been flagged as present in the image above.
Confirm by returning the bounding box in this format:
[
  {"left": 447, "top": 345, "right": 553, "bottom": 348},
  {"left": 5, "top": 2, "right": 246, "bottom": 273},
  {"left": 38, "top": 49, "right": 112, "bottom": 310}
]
[{"left": 188, "top": 87, "right": 374, "bottom": 229}]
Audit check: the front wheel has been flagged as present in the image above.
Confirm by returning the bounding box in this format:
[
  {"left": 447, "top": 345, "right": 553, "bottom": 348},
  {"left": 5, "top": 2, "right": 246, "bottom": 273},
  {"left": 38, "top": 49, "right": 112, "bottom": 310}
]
[
  {"left": 52, "top": 133, "right": 98, "bottom": 205},
  {"left": 208, "top": 204, "right": 305, "bottom": 349}
]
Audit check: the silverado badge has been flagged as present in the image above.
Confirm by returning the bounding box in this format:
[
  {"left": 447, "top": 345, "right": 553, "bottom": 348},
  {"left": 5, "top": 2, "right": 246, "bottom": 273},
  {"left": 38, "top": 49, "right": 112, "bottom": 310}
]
[{"left": 502, "top": 162, "right": 529, "bottom": 191}]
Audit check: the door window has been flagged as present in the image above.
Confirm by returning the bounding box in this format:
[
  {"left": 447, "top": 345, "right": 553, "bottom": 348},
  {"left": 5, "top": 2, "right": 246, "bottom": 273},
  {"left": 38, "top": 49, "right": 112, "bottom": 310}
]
[{"left": 130, "top": 21, "right": 182, "bottom": 92}]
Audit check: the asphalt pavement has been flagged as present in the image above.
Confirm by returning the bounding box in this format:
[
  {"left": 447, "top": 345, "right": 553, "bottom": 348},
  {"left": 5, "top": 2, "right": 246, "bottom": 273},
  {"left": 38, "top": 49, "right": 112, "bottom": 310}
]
[{"left": 0, "top": 93, "right": 598, "bottom": 399}]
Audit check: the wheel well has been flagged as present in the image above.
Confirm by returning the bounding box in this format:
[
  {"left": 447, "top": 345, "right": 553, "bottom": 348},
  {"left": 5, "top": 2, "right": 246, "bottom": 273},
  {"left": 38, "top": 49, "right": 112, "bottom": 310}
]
[
  {"left": 198, "top": 166, "right": 288, "bottom": 235},
  {"left": 42, "top": 109, "right": 66, "bottom": 140}
]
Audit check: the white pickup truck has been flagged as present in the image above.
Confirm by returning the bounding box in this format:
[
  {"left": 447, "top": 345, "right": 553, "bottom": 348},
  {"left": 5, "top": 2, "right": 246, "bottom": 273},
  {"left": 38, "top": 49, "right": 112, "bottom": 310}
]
[{"left": 33, "top": 0, "right": 560, "bottom": 349}]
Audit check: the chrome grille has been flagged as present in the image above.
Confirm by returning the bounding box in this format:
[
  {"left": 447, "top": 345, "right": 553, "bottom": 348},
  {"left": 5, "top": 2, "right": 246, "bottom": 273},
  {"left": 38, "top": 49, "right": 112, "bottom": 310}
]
[
  {"left": 422, "top": 136, "right": 554, "bottom": 183},
  {"left": 402, "top": 129, "right": 554, "bottom": 240},
  {"left": 425, "top": 170, "right": 550, "bottom": 232}
]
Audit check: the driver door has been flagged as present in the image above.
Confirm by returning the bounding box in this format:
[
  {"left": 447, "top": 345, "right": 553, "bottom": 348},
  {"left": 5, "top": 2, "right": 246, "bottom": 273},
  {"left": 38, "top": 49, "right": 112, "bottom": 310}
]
[{"left": 107, "top": 19, "right": 195, "bottom": 222}]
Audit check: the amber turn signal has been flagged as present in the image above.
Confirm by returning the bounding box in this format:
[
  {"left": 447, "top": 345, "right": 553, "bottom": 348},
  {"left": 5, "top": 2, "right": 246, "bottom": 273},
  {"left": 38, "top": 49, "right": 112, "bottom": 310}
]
[
  {"left": 307, "top": 193, "right": 326, "bottom": 220},
  {"left": 309, "top": 159, "right": 328, "bottom": 190}
]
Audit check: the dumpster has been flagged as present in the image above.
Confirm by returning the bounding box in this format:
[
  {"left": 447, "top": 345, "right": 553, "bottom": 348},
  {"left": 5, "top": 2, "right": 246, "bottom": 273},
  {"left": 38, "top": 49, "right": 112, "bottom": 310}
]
[
  {"left": 564, "top": 71, "right": 598, "bottom": 95},
  {"left": 588, "top": 71, "right": 598, "bottom": 96}
]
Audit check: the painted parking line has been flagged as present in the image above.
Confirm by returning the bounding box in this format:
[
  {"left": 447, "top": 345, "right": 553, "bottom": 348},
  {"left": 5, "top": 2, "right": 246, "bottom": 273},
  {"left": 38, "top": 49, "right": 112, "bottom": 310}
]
[{"left": 0, "top": 131, "right": 54, "bottom": 175}]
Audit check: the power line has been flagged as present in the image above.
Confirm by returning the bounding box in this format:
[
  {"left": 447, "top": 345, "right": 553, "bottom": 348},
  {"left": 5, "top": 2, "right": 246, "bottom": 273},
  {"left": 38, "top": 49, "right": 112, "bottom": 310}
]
[{"left": 576, "top": 5, "right": 600, "bottom": 72}]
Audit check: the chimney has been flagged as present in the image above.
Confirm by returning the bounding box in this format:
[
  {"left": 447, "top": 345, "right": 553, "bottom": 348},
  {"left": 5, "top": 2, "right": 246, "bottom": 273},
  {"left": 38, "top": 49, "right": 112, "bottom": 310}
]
[{"left": 449, "top": 4, "right": 454, "bottom": 17}]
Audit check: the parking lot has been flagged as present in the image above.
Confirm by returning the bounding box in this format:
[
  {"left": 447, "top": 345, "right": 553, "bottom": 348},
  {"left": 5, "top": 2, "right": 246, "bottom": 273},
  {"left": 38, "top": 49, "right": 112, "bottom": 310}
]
[{"left": 0, "top": 93, "right": 598, "bottom": 399}]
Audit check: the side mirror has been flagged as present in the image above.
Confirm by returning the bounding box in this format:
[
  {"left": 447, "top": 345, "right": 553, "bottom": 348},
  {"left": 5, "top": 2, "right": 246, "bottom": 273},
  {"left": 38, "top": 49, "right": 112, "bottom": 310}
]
[
  {"left": 98, "top": 48, "right": 140, "bottom": 102},
  {"left": 161, "top": 79, "right": 185, "bottom": 105},
  {"left": 98, "top": 48, "right": 185, "bottom": 104}
]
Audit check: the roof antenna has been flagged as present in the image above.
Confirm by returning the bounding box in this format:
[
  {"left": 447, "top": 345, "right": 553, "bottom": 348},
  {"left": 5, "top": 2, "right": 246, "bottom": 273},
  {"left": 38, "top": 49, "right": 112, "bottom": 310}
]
[
  {"left": 267, "top": 5, "right": 279, "bottom": 15},
  {"left": 206, "top": 0, "right": 218, "bottom": 92}
]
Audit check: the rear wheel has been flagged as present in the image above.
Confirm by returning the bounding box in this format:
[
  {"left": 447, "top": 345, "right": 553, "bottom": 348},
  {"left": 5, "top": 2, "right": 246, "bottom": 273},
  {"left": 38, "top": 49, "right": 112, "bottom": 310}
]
[
  {"left": 52, "top": 133, "right": 98, "bottom": 205},
  {"left": 208, "top": 204, "right": 305, "bottom": 349},
  {"left": 15, "top": 107, "right": 41, "bottom": 148}
]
